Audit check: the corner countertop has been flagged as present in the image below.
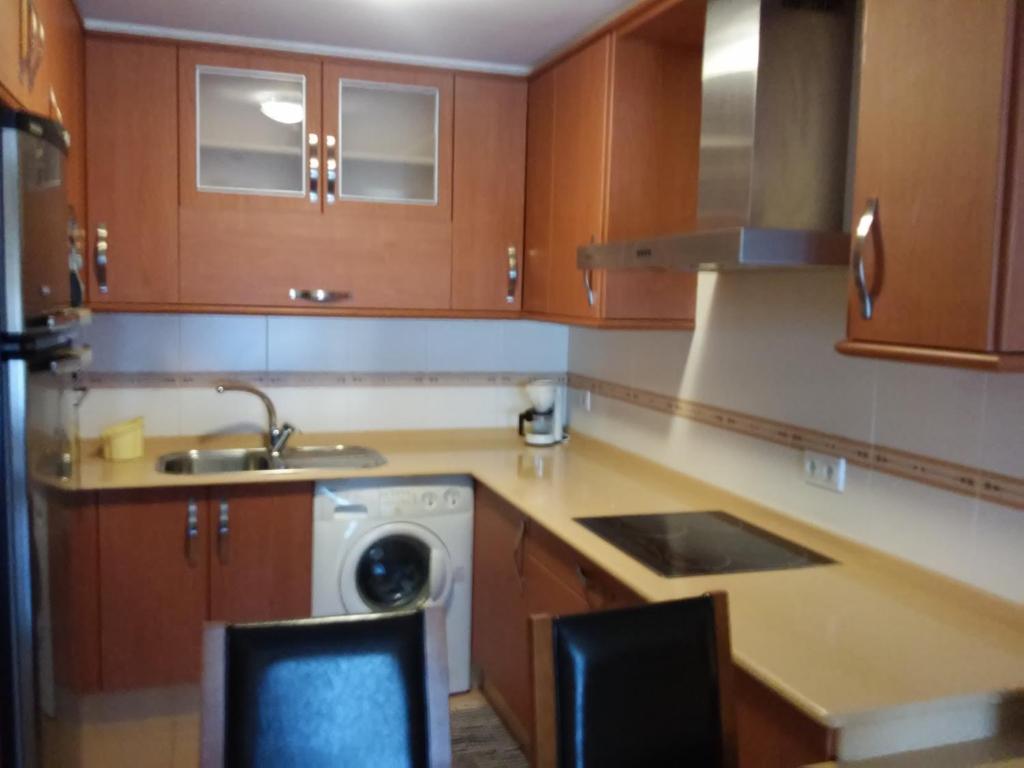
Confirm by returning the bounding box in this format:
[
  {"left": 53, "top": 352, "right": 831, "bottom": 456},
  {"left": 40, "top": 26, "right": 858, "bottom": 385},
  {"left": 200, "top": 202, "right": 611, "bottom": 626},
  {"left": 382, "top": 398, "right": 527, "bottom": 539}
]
[{"left": 56, "top": 429, "right": 1024, "bottom": 753}]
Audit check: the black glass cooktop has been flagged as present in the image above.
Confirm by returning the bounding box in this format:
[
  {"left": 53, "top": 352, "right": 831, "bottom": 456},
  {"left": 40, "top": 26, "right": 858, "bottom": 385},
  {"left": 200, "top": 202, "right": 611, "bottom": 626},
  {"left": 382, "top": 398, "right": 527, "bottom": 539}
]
[{"left": 577, "top": 511, "right": 835, "bottom": 577}]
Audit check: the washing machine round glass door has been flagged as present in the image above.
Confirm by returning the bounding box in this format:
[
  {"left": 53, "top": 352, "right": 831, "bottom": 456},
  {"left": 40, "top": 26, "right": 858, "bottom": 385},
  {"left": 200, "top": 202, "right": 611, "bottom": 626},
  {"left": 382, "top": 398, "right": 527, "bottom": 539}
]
[{"left": 340, "top": 522, "right": 452, "bottom": 613}]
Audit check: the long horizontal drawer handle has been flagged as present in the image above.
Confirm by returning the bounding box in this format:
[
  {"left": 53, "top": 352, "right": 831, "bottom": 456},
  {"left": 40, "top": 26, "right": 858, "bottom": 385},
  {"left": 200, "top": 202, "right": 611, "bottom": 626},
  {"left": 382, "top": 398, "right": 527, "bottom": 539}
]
[{"left": 288, "top": 288, "right": 353, "bottom": 303}]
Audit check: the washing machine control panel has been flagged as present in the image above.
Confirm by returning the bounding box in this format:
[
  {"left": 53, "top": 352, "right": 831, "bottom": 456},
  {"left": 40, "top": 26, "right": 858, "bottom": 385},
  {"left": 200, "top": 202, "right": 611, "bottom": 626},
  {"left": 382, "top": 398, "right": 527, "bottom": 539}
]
[{"left": 314, "top": 475, "right": 474, "bottom": 521}]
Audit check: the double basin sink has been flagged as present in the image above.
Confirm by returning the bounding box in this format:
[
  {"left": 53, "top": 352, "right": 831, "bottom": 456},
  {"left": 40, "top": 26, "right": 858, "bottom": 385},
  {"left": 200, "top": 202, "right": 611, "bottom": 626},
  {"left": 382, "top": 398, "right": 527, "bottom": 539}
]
[{"left": 158, "top": 445, "right": 386, "bottom": 475}]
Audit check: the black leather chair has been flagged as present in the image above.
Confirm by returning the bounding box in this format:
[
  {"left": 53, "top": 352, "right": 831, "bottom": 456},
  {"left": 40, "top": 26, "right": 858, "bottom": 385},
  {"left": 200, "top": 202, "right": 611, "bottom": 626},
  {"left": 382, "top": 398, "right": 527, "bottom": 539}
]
[
  {"left": 531, "top": 593, "right": 737, "bottom": 768},
  {"left": 200, "top": 606, "right": 451, "bottom": 768}
]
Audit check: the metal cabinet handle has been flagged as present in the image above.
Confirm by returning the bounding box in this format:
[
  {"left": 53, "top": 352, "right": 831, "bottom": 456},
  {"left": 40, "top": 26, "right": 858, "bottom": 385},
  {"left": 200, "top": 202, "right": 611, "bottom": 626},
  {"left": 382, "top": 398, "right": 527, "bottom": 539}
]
[
  {"left": 506, "top": 246, "right": 519, "bottom": 304},
  {"left": 308, "top": 133, "right": 320, "bottom": 203},
  {"left": 512, "top": 518, "right": 527, "bottom": 593},
  {"left": 326, "top": 135, "right": 338, "bottom": 204},
  {"left": 852, "top": 197, "right": 881, "bottom": 320},
  {"left": 582, "top": 269, "right": 595, "bottom": 307},
  {"left": 217, "top": 499, "right": 230, "bottom": 565},
  {"left": 185, "top": 499, "right": 200, "bottom": 567},
  {"left": 94, "top": 224, "right": 108, "bottom": 294},
  {"left": 288, "top": 288, "right": 352, "bottom": 303}
]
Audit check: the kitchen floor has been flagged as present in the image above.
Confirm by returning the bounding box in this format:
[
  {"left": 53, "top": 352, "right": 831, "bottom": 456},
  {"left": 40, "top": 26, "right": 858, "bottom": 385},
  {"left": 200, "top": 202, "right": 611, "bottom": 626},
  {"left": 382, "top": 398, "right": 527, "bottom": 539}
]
[{"left": 41, "top": 688, "right": 526, "bottom": 767}]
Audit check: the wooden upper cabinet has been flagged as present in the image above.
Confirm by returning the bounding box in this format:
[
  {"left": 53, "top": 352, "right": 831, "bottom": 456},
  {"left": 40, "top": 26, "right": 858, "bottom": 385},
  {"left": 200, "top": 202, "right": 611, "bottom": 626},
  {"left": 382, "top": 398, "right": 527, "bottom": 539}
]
[
  {"left": 208, "top": 484, "right": 313, "bottom": 623},
  {"left": 178, "top": 47, "right": 322, "bottom": 214},
  {"left": 97, "top": 489, "right": 209, "bottom": 690},
  {"left": 601, "top": 0, "right": 703, "bottom": 322},
  {"left": 548, "top": 36, "right": 610, "bottom": 321},
  {"left": 525, "top": 11, "right": 700, "bottom": 327},
  {"left": 451, "top": 74, "right": 527, "bottom": 311},
  {"left": 177, "top": 47, "right": 332, "bottom": 308},
  {"left": 86, "top": 37, "right": 179, "bottom": 305},
  {"left": 840, "top": 0, "right": 1024, "bottom": 366},
  {"left": 523, "top": 69, "right": 556, "bottom": 314},
  {"left": 320, "top": 60, "right": 454, "bottom": 310},
  {"left": 0, "top": 0, "right": 51, "bottom": 114}
]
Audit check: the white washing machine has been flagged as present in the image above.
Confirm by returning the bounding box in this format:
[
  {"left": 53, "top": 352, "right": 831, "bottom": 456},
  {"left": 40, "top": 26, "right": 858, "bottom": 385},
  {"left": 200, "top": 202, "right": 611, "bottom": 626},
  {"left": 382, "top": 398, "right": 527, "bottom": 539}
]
[{"left": 312, "top": 476, "right": 473, "bottom": 693}]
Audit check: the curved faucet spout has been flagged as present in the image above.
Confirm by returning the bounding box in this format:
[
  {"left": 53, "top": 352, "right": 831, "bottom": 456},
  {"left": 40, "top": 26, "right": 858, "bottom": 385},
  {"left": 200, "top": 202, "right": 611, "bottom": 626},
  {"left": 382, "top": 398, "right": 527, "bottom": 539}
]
[{"left": 215, "top": 381, "right": 296, "bottom": 456}]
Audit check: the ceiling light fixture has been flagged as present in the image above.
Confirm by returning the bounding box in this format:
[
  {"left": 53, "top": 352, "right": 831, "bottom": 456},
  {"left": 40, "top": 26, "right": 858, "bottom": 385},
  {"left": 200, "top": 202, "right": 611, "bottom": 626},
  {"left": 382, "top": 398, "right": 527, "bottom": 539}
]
[{"left": 259, "top": 100, "right": 304, "bottom": 125}]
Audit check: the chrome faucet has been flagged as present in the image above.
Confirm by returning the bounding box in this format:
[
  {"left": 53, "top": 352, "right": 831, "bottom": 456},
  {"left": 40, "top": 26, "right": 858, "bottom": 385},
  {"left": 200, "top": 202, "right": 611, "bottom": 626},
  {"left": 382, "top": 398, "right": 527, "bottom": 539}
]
[{"left": 215, "top": 381, "right": 296, "bottom": 457}]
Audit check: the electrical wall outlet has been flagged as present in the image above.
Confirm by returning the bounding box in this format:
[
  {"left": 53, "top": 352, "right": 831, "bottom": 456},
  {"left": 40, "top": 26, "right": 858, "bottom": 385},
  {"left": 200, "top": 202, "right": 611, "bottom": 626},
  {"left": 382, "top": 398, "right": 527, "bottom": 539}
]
[
  {"left": 803, "top": 450, "right": 846, "bottom": 493},
  {"left": 575, "top": 389, "right": 592, "bottom": 412}
]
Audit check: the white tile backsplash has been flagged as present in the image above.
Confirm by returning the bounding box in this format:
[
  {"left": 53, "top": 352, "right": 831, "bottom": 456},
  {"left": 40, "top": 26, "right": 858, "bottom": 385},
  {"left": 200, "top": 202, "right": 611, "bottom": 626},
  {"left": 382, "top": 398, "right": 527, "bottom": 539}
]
[
  {"left": 180, "top": 315, "right": 268, "bottom": 372},
  {"left": 79, "top": 313, "right": 566, "bottom": 439},
  {"left": 85, "top": 314, "right": 180, "bottom": 373},
  {"left": 874, "top": 361, "right": 987, "bottom": 466},
  {"left": 568, "top": 271, "right": 1024, "bottom": 603}
]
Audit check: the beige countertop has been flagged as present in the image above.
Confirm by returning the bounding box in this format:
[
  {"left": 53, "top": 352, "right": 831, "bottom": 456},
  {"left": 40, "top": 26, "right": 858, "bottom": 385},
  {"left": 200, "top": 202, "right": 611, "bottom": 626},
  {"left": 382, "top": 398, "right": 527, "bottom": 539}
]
[{"left": 59, "top": 429, "right": 1024, "bottom": 759}]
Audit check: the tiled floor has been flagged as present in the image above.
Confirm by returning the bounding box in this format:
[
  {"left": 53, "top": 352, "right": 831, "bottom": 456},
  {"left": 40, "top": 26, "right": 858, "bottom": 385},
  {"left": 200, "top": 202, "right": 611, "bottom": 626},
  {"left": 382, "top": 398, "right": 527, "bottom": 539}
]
[{"left": 42, "top": 688, "right": 525, "bottom": 767}]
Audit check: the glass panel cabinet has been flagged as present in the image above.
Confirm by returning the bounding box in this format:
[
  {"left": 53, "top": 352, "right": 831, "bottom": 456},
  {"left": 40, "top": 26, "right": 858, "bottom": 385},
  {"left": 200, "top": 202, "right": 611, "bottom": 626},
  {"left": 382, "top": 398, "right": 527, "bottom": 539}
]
[
  {"left": 338, "top": 81, "right": 439, "bottom": 204},
  {"left": 178, "top": 48, "right": 322, "bottom": 214},
  {"left": 196, "top": 67, "right": 307, "bottom": 197}
]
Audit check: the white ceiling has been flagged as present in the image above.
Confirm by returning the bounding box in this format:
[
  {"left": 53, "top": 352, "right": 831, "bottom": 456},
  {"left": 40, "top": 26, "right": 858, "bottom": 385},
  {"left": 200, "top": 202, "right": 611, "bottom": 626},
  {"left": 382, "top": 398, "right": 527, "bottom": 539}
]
[{"left": 77, "top": 0, "right": 640, "bottom": 75}]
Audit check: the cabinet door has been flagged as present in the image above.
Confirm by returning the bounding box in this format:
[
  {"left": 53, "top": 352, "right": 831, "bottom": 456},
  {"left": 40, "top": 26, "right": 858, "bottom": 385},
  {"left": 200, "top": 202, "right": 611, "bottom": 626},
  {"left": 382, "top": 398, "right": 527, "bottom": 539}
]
[
  {"left": 86, "top": 37, "right": 179, "bottom": 305},
  {"left": 208, "top": 484, "right": 313, "bottom": 623},
  {"left": 44, "top": 490, "right": 99, "bottom": 693},
  {"left": 451, "top": 74, "right": 527, "bottom": 311},
  {"left": 320, "top": 60, "right": 453, "bottom": 310},
  {"left": 178, "top": 47, "right": 334, "bottom": 308},
  {"left": 98, "top": 489, "right": 208, "bottom": 689},
  {"left": 0, "top": 0, "right": 48, "bottom": 114},
  {"left": 523, "top": 69, "right": 556, "bottom": 314},
  {"left": 471, "top": 486, "right": 532, "bottom": 746},
  {"left": 549, "top": 36, "right": 610, "bottom": 320},
  {"left": 846, "top": 0, "right": 1014, "bottom": 351}
]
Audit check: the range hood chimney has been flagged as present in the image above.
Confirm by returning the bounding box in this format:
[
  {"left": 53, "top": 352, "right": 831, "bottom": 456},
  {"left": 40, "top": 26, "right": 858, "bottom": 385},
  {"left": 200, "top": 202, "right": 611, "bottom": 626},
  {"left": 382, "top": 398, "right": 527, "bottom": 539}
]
[{"left": 579, "top": 0, "right": 855, "bottom": 272}]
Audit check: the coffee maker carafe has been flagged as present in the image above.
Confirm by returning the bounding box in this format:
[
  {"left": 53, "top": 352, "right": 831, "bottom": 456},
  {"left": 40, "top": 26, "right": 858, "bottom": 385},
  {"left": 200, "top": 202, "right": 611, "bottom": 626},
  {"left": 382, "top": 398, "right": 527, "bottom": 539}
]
[{"left": 518, "top": 379, "right": 566, "bottom": 446}]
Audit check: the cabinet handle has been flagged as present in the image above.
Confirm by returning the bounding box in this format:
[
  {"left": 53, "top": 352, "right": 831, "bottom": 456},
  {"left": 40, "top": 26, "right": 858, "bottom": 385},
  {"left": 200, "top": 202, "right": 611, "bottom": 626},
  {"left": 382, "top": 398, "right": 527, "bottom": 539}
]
[
  {"left": 308, "top": 132, "right": 320, "bottom": 204},
  {"left": 575, "top": 564, "right": 596, "bottom": 607},
  {"left": 288, "top": 288, "right": 352, "bottom": 303},
  {"left": 185, "top": 499, "right": 200, "bottom": 567},
  {"left": 326, "top": 134, "right": 337, "bottom": 205},
  {"left": 506, "top": 246, "right": 519, "bottom": 304},
  {"left": 582, "top": 269, "right": 595, "bottom": 307},
  {"left": 217, "top": 499, "right": 230, "bottom": 565},
  {"left": 94, "top": 223, "right": 109, "bottom": 294},
  {"left": 852, "top": 197, "right": 881, "bottom": 320},
  {"left": 512, "top": 519, "right": 526, "bottom": 594}
]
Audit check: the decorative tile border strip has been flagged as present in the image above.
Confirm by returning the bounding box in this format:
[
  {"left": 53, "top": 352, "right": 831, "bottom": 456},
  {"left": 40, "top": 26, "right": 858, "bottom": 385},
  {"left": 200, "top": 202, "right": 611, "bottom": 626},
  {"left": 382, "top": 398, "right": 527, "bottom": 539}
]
[
  {"left": 568, "top": 373, "right": 1024, "bottom": 511},
  {"left": 76, "top": 371, "right": 567, "bottom": 389}
]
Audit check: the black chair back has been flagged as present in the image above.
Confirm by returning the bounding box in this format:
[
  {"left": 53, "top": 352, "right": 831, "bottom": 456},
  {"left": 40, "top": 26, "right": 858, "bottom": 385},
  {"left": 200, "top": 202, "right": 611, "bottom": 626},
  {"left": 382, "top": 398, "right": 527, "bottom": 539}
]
[
  {"left": 201, "top": 608, "right": 451, "bottom": 768},
  {"left": 534, "top": 593, "right": 736, "bottom": 768}
]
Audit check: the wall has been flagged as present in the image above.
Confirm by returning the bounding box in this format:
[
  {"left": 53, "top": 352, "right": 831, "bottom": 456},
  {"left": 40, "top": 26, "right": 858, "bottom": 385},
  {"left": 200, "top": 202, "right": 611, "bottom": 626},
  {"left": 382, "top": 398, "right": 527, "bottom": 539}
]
[
  {"left": 78, "top": 314, "right": 568, "bottom": 438},
  {"left": 568, "top": 270, "right": 1024, "bottom": 604}
]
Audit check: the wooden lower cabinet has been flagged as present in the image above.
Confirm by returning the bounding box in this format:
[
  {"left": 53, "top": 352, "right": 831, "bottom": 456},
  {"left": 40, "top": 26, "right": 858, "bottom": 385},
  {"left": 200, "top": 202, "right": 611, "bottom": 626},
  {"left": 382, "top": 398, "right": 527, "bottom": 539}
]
[
  {"left": 208, "top": 483, "right": 313, "bottom": 623},
  {"left": 472, "top": 486, "right": 834, "bottom": 766},
  {"left": 98, "top": 488, "right": 209, "bottom": 690},
  {"left": 54, "top": 483, "right": 315, "bottom": 691},
  {"left": 470, "top": 485, "right": 533, "bottom": 745},
  {"left": 734, "top": 666, "right": 834, "bottom": 767},
  {"left": 43, "top": 489, "right": 100, "bottom": 693},
  {"left": 471, "top": 485, "right": 642, "bottom": 751}
]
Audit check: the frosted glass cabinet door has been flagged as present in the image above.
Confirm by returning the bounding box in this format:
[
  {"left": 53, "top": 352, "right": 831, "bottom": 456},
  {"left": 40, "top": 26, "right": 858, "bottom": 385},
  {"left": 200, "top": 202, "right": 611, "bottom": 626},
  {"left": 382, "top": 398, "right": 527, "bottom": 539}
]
[
  {"left": 195, "top": 67, "right": 307, "bottom": 196},
  {"left": 338, "top": 81, "right": 439, "bottom": 204}
]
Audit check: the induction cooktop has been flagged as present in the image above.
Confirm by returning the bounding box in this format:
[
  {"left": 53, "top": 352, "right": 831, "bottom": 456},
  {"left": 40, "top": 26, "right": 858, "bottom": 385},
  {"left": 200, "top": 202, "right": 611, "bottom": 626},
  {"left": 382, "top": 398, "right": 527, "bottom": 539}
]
[{"left": 577, "top": 511, "right": 835, "bottom": 577}]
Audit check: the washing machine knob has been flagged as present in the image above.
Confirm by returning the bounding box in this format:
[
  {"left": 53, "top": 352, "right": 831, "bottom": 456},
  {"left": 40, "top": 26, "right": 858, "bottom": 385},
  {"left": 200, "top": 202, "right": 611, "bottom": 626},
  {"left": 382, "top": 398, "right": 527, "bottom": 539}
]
[
  {"left": 422, "top": 491, "right": 438, "bottom": 509},
  {"left": 443, "top": 488, "right": 461, "bottom": 509}
]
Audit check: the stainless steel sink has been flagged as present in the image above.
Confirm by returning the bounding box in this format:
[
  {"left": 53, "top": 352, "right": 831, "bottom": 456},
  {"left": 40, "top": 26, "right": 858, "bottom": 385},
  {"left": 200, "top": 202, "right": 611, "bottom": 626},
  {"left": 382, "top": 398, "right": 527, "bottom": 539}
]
[{"left": 157, "top": 445, "right": 386, "bottom": 475}]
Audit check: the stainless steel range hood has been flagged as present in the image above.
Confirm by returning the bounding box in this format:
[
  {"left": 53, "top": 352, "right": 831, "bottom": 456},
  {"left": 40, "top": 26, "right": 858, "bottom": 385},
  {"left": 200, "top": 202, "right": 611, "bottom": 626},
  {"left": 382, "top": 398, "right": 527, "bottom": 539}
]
[{"left": 578, "top": 0, "right": 855, "bottom": 272}]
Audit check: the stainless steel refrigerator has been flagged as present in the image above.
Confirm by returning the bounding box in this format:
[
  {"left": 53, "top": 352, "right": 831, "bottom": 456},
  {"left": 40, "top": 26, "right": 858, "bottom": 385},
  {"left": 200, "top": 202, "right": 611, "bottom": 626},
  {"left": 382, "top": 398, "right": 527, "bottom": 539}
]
[{"left": 1, "top": 107, "right": 90, "bottom": 767}]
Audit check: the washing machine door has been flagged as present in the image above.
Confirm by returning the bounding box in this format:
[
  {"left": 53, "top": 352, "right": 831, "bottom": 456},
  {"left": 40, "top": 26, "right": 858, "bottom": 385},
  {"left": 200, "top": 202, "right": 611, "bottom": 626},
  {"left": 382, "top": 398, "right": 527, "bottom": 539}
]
[{"left": 339, "top": 522, "right": 453, "bottom": 613}]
